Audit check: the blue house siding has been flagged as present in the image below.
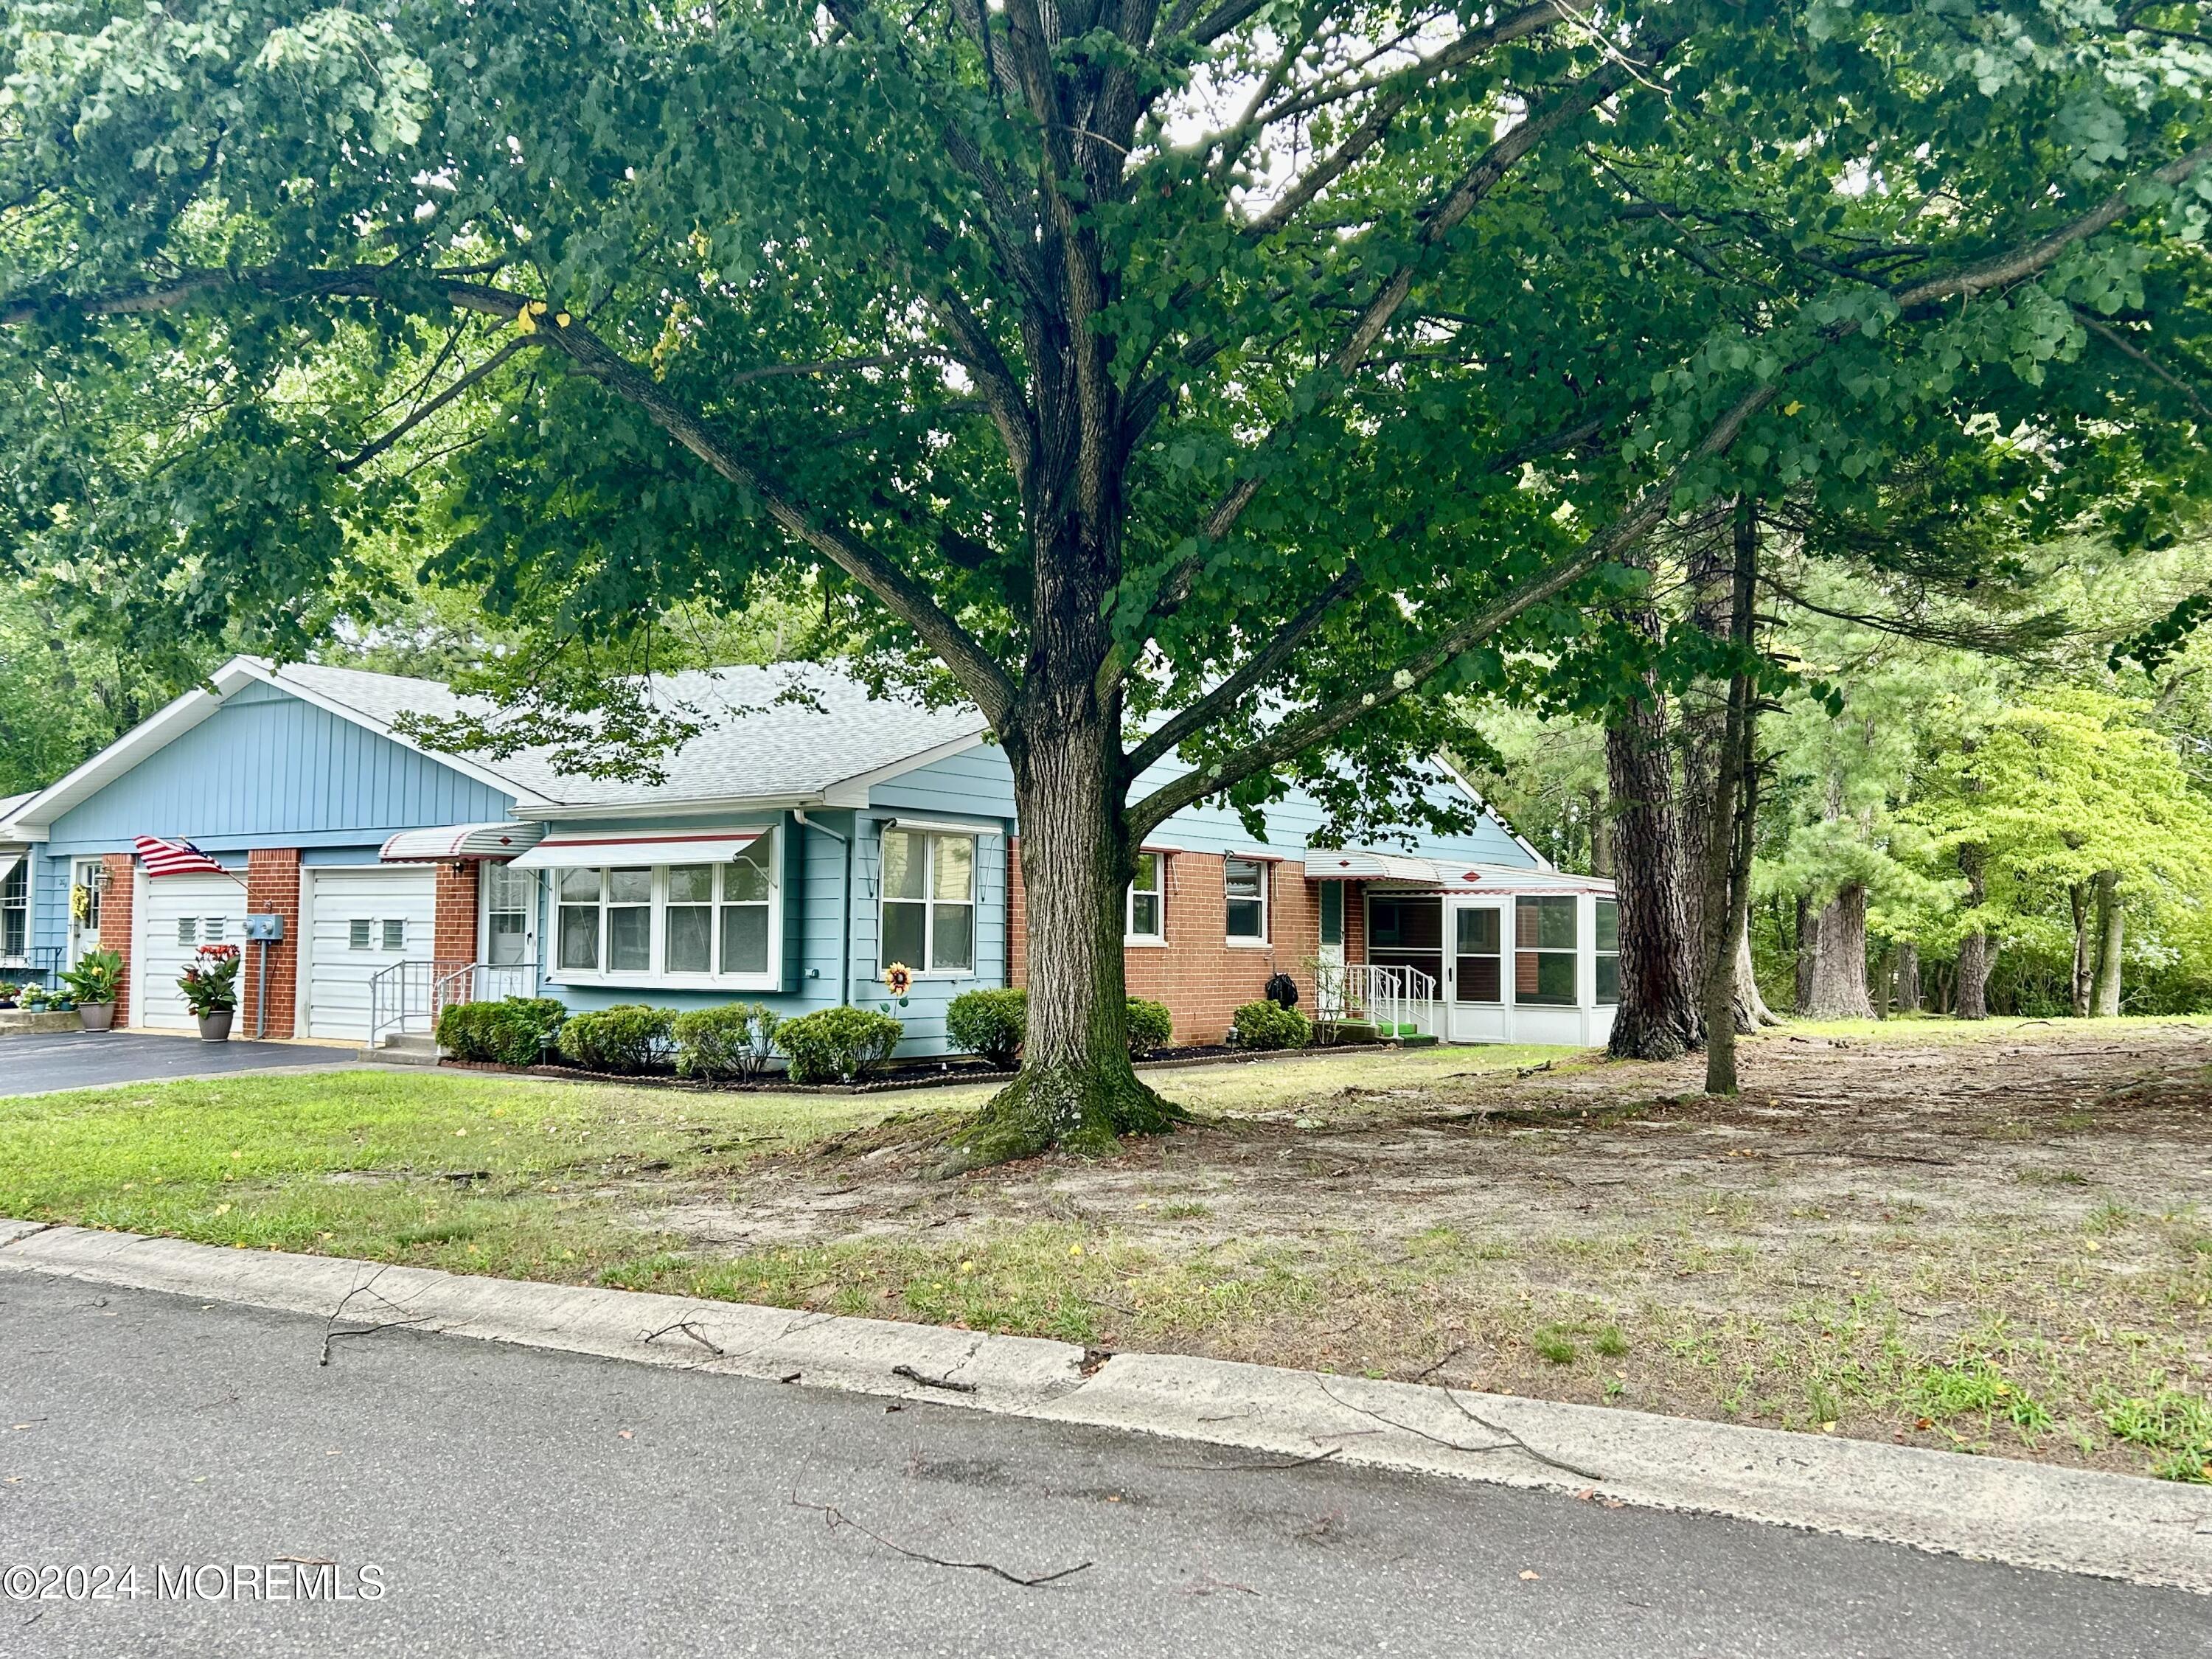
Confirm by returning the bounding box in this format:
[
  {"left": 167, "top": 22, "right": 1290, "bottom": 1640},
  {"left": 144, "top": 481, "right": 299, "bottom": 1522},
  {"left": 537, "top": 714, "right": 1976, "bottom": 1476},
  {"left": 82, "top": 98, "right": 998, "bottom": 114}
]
[
  {"left": 866, "top": 743, "right": 1018, "bottom": 818},
  {"left": 1130, "top": 759, "right": 1538, "bottom": 868},
  {"left": 41, "top": 686, "right": 515, "bottom": 854}
]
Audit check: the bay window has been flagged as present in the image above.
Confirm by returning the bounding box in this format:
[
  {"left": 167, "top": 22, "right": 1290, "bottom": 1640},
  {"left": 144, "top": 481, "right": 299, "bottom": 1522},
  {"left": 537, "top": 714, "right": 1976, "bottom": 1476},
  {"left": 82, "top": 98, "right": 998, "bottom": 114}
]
[
  {"left": 552, "top": 832, "right": 780, "bottom": 987},
  {"left": 880, "top": 828, "right": 976, "bottom": 974}
]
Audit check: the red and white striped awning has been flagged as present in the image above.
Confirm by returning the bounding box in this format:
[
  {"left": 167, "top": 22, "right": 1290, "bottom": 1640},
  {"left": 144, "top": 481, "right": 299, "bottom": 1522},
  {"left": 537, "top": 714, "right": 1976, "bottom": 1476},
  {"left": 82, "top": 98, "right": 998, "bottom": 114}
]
[
  {"left": 380, "top": 821, "right": 546, "bottom": 863},
  {"left": 133, "top": 835, "right": 237, "bottom": 879},
  {"left": 509, "top": 827, "right": 766, "bottom": 870}
]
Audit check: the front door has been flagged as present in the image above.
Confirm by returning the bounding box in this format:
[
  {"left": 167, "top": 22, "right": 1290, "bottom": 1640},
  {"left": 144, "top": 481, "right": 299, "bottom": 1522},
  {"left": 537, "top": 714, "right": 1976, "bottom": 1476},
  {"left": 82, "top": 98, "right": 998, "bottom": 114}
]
[
  {"left": 69, "top": 858, "right": 106, "bottom": 967},
  {"left": 1315, "top": 883, "right": 1346, "bottom": 1016},
  {"left": 1445, "top": 900, "right": 1509, "bottom": 1043}
]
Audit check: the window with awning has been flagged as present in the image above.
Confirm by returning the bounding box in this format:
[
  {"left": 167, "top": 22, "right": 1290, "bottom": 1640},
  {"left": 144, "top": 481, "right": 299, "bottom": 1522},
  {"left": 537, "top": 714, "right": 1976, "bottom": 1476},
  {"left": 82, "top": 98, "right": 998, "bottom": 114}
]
[{"left": 537, "top": 827, "right": 782, "bottom": 990}]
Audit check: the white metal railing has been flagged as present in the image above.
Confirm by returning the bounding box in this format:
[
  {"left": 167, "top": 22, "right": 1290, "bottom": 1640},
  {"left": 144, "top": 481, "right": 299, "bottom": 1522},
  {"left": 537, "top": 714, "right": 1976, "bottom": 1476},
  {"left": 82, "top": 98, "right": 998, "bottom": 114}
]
[
  {"left": 1311, "top": 962, "right": 1439, "bottom": 1038},
  {"left": 367, "top": 959, "right": 540, "bottom": 1051}
]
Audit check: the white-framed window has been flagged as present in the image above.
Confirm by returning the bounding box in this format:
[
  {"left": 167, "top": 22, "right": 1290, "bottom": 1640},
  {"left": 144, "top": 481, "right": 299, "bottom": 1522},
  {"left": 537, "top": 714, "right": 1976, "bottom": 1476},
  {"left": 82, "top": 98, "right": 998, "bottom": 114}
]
[
  {"left": 880, "top": 828, "right": 975, "bottom": 975},
  {"left": 552, "top": 832, "right": 780, "bottom": 988},
  {"left": 1, "top": 860, "right": 26, "bottom": 959},
  {"left": 1225, "top": 857, "right": 1268, "bottom": 942},
  {"left": 484, "top": 864, "right": 536, "bottom": 967},
  {"left": 380, "top": 918, "right": 406, "bottom": 952},
  {"left": 1126, "top": 852, "right": 1164, "bottom": 942},
  {"left": 179, "top": 916, "right": 201, "bottom": 947},
  {"left": 1515, "top": 896, "right": 1579, "bottom": 1006},
  {"left": 348, "top": 919, "right": 372, "bottom": 950}
]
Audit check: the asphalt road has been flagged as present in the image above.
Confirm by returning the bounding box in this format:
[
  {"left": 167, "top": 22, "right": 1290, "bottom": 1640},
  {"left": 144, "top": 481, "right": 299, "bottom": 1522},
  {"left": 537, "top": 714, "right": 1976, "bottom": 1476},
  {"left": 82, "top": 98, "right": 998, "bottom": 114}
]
[
  {"left": 0, "top": 1032, "right": 358, "bottom": 1095},
  {"left": 1, "top": 1275, "right": 2205, "bottom": 1658}
]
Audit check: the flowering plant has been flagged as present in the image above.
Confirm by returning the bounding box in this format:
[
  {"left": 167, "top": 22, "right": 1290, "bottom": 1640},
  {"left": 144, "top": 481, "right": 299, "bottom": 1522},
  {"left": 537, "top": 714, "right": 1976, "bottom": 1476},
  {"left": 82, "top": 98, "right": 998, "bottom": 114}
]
[{"left": 178, "top": 945, "right": 241, "bottom": 1015}]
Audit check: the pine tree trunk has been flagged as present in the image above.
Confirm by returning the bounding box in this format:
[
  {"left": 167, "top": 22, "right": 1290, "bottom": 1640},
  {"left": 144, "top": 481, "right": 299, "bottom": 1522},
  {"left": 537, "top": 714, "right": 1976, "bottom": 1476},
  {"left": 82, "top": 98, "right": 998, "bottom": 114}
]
[
  {"left": 1587, "top": 787, "right": 1613, "bottom": 879},
  {"left": 1894, "top": 942, "right": 1921, "bottom": 1012},
  {"left": 2090, "top": 869, "right": 2124, "bottom": 1017},
  {"left": 1793, "top": 894, "right": 1818, "bottom": 1013},
  {"left": 1733, "top": 919, "right": 1780, "bottom": 1028},
  {"left": 1805, "top": 883, "right": 1877, "bottom": 1019},
  {"left": 1605, "top": 657, "right": 1703, "bottom": 1060},
  {"left": 1956, "top": 844, "right": 1993, "bottom": 1020},
  {"left": 2068, "top": 881, "right": 2093, "bottom": 1017}
]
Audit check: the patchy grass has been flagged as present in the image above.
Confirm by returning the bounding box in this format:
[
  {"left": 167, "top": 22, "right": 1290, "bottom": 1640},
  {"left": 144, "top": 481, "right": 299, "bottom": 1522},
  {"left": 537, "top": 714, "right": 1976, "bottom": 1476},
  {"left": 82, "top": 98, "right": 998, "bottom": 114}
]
[
  {"left": 6, "top": 1020, "right": 2211, "bottom": 1483},
  {"left": 0, "top": 1070, "right": 951, "bottom": 1284}
]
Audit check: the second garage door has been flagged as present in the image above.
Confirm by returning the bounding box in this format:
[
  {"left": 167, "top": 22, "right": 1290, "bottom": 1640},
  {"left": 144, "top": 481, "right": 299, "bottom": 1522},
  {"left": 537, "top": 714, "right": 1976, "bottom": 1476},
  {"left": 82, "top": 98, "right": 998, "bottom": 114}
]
[
  {"left": 304, "top": 867, "right": 439, "bottom": 1041},
  {"left": 136, "top": 873, "right": 249, "bottom": 1032}
]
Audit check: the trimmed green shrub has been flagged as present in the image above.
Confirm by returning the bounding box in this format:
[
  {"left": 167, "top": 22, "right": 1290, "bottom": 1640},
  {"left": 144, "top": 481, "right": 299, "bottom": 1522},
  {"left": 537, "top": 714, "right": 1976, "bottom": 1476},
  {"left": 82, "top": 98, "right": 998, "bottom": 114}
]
[
  {"left": 437, "top": 996, "right": 568, "bottom": 1065},
  {"left": 1125, "top": 996, "right": 1174, "bottom": 1057},
  {"left": 1231, "top": 999, "right": 1312, "bottom": 1051},
  {"left": 672, "top": 1002, "right": 782, "bottom": 1082},
  {"left": 557, "top": 1004, "right": 673, "bottom": 1074},
  {"left": 777, "top": 1005, "right": 904, "bottom": 1083},
  {"left": 945, "top": 987, "right": 1026, "bottom": 1068}
]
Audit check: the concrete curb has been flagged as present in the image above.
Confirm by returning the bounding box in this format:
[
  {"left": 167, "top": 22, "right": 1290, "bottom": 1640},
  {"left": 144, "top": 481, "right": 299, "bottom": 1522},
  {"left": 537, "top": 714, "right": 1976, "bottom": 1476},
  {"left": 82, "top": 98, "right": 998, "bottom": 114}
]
[{"left": 5, "top": 1221, "right": 2208, "bottom": 1592}]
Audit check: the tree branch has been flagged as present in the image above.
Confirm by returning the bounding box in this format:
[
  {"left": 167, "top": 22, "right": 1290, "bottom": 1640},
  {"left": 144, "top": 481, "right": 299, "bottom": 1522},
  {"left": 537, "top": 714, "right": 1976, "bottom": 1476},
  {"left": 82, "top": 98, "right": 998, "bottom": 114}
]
[
  {"left": 1240, "top": 1, "right": 1568, "bottom": 242},
  {"left": 334, "top": 338, "right": 526, "bottom": 474},
  {"left": 1124, "top": 561, "right": 1363, "bottom": 779},
  {"left": 2073, "top": 307, "right": 2212, "bottom": 420},
  {"left": 1124, "top": 373, "right": 1772, "bottom": 840},
  {"left": 3, "top": 265, "right": 1020, "bottom": 726},
  {"left": 1144, "top": 34, "right": 1680, "bottom": 625}
]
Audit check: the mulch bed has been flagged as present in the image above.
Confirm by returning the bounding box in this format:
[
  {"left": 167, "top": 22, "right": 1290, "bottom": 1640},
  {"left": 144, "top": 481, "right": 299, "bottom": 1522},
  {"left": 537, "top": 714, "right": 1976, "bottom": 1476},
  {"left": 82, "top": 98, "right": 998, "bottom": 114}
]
[{"left": 437, "top": 1040, "right": 1394, "bottom": 1096}]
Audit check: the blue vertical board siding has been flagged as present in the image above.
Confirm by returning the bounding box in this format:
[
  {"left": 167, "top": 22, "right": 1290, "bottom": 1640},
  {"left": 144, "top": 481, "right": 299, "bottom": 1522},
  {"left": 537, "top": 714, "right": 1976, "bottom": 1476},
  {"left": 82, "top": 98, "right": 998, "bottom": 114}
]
[
  {"left": 41, "top": 686, "right": 514, "bottom": 854},
  {"left": 28, "top": 851, "right": 69, "bottom": 961},
  {"left": 849, "top": 810, "right": 1009, "bottom": 1057}
]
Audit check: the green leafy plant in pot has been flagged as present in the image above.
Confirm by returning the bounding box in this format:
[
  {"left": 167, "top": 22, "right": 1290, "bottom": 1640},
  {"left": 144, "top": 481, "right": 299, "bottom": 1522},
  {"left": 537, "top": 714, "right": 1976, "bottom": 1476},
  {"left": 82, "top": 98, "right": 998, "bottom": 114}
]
[
  {"left": 61, "top": 948, "right": 124, "bottom": 1031},
  {"left": 178, "top": 945, "right": 241, "bottom": 1041}
]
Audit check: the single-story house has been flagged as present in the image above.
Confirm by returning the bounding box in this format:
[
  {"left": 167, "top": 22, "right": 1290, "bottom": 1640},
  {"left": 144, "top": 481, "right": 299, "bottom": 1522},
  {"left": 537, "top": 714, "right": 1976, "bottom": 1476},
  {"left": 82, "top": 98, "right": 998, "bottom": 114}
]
[{"left": 0, "top": 657, "right": 1621, "bottom": 1054}]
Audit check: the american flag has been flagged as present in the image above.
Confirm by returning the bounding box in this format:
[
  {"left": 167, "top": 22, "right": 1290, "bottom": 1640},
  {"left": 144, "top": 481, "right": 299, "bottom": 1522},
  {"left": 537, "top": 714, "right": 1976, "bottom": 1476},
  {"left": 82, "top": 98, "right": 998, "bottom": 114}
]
[{"left": 133, "top": 835, "right": 232, "bottom": 879}]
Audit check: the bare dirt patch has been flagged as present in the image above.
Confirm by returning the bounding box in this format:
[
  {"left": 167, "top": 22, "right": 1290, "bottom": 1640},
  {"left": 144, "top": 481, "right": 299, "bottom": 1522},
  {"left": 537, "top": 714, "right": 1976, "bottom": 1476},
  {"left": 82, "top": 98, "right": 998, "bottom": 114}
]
[{"left": 625, "top": 1020, "right": 2212, "bottom": 1481}]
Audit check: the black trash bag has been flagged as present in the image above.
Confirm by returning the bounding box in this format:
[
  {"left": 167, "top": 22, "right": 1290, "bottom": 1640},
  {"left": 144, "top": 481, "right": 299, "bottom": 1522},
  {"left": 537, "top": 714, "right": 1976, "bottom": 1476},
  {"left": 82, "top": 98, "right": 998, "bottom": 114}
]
[{"left": 1264, "top": 971, "right": 1299, "bottom": 1009}]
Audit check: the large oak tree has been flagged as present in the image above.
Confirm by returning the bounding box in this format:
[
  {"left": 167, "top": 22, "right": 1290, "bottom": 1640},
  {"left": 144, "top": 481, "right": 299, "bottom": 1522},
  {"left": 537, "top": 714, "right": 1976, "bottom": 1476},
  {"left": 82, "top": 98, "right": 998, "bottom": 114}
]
[{"left": 6, "top": 0, "right": 2211, "bottom": 1155}]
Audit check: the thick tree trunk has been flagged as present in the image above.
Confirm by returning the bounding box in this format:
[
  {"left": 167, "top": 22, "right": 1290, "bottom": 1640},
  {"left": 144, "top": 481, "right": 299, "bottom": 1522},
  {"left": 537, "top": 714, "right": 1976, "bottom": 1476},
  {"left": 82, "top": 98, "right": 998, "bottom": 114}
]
[
  {"left": 1605, "top": 658, "right": 1703, "bottom": 1060},
  {"left": 1956, "top": 844, "right": 1993, "bottom": 1020},
  {"left": 1804, "top": 884, "right": 1877, "bottom": 1020},
  {"left": 2068, "top": 881, "right": 2094, "bottom": 1017},
  {"left": 947, "top": 712, "right": 1180, "bottom": 1170},
  {"left": 2090, "top": 869, "right": 2124, "bottom": 1017},
  {"left": 1894, "top": 942, "right": 1921, "bottom": 1012},
  {"left": 1702, "top": 507, "right": 1761, "bottom": 1096}
]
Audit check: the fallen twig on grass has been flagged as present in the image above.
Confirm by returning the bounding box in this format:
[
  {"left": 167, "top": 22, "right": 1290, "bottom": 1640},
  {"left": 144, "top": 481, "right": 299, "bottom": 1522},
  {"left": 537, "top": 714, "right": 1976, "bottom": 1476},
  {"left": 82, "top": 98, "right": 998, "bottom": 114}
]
[
  {"left": 790, "top": 1496, "right": 1091, "bottom": 1586},
  {"left": 642, "top": 1318, "right": 726, "bottom": 1357},
  {"left": 891, "top": 1363, "right": 978, "bottom": 1394}
]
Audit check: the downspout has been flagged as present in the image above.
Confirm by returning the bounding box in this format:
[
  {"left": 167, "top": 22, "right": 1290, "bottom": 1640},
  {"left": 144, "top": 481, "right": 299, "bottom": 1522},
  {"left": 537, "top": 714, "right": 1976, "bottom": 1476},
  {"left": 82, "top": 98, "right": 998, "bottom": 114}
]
[{"left": 793, "top": 810, "right": 852, "bottom": 1006}]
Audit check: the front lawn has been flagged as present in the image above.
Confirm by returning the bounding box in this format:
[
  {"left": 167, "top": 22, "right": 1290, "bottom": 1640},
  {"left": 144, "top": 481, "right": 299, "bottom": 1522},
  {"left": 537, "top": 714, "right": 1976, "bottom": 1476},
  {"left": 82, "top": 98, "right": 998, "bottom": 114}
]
[{"left": 4, "top": 1023, "right": 2208, "bottom": 1482}]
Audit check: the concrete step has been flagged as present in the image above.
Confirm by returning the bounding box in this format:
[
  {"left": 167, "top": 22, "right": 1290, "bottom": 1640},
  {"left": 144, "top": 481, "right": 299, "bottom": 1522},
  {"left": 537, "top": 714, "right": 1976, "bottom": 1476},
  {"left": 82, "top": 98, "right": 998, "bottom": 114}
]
[{"left": 364, "top": 1033, "right": 440, "bottom": 1065}]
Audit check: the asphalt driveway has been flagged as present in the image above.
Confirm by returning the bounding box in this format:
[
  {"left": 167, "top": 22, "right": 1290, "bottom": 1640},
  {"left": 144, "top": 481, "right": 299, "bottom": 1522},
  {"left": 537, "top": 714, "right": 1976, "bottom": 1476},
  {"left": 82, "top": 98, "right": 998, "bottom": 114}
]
[{"left": 0, "top": 1032, "right": 360, "bottom": 1097}]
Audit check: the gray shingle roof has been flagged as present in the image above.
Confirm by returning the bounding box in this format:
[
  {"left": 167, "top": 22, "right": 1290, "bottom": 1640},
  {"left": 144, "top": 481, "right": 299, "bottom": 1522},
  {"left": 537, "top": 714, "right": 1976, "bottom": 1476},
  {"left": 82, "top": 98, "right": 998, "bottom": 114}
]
[{"left": 268, "top": 661, "right": 986, "bottom": 810}]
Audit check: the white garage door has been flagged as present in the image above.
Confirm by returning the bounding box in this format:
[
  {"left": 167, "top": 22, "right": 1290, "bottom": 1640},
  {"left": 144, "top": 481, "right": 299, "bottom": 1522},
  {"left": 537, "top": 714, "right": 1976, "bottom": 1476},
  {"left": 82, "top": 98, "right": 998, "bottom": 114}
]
[
  {"left": 304, "top": 867, "right": 438, "bottom": 1041},
  {"left": 137, "top": 874, "right": 249, "bottom": 1032}
]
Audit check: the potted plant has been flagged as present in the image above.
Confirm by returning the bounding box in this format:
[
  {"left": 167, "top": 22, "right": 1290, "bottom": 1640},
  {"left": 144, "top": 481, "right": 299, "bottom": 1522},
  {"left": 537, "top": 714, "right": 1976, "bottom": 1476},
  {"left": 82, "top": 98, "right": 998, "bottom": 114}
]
[
  {"left": 61, "top": 948, "right": 124, "bottom": 1032},
  {"left": 0, "top": 981, "right": 18, "bottom": 1010},
  {"left": 20, "top": 983, "right": 48, "bottom": 1012},
  {"left": 178, "top": 945, "right": 241, "bottom": 1041}
]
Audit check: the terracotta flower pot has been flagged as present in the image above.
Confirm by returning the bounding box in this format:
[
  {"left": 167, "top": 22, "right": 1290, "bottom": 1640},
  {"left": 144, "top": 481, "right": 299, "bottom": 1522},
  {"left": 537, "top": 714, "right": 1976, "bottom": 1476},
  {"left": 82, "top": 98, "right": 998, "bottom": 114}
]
[
  {"left": 197, "top": 1009, "right": 234, "bottom": 1043},
  {"left": 80, "top": 1001, "right": 116, "bottom": 1032}
]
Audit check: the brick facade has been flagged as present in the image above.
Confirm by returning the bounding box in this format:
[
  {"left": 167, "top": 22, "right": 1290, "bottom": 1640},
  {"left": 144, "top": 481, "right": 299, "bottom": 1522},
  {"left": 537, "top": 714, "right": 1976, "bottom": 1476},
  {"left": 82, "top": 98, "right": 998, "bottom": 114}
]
[
  {"left": 434, "top": 862, "right": 479, "bottom": 964},
  {"left": 1006, "top": 838, "right": 1366, "bottom": 1045},
  {"left": 97, "top": 852, "right": 135, "bottom": 1028},
  {"left": 242, "top": 848, "right": 302, "bottom": 1038}
]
